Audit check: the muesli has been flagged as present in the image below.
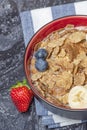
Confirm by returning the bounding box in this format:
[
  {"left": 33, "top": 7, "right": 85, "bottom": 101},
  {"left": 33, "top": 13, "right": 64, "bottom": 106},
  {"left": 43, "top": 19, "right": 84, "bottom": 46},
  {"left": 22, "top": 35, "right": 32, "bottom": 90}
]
[{"left": 29, "top": 24, "right": 87, "bottom": 109}]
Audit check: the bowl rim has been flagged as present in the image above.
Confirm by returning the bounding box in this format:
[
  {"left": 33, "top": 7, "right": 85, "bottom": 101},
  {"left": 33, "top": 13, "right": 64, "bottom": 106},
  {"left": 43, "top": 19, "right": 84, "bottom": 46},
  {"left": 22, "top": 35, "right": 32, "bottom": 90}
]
[{"left": 24, "top": 15, "right": 87, "bottom": 112}]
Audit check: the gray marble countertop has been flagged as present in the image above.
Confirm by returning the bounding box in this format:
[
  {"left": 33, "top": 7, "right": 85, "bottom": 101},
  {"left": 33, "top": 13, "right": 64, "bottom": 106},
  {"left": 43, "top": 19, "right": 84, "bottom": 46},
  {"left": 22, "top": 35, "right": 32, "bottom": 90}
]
[{"left": 0, "top": 0, "right": 87, "bottom": 130}]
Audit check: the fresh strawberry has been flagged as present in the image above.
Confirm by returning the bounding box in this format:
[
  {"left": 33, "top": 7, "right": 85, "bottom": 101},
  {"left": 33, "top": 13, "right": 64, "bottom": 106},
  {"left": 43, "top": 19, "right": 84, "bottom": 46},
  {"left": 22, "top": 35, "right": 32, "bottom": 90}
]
[{"left": 10, "top": 79, "right": 34, "bottom": 112}]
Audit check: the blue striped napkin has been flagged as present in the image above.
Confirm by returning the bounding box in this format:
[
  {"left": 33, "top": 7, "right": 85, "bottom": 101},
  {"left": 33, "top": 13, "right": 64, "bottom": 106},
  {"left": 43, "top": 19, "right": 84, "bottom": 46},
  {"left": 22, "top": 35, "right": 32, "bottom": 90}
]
[{"left": 20, "top": 1, "right": 87, "bottom": 129}]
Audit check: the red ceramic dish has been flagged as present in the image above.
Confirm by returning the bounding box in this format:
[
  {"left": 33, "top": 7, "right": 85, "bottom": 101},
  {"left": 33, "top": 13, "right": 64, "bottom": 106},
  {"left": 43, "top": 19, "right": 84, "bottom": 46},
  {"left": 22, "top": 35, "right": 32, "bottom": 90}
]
[{"left": 24, "top": 15, "right": 87, "bottom": 119}]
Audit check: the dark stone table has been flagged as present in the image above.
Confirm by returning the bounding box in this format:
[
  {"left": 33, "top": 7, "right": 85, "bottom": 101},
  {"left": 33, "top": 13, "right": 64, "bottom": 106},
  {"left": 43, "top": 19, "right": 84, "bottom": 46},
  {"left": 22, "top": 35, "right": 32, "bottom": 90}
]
[{"left": 0, "top": 0, "right": 87, "bottom": 130}]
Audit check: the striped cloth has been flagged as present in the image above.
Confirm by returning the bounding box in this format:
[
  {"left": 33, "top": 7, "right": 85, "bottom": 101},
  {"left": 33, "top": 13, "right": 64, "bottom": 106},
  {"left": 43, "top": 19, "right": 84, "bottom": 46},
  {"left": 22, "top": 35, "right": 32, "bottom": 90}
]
[{"left": 20, "top": 1, "right": 87, "bottom": 129}]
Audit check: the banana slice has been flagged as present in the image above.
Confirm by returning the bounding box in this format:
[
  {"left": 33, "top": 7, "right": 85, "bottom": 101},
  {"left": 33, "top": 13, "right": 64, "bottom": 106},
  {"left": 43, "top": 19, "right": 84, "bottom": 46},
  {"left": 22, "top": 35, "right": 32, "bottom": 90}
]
[{"left": 68, "top": 86, "right": 87, "bottom": 109}]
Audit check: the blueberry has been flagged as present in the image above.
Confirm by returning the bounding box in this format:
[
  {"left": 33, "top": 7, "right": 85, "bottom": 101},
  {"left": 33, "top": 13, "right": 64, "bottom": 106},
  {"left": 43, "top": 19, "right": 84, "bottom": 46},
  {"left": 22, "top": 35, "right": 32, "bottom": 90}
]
[
  {"left": 35, "top": 48, "right": 48, "bottom": 60},
  {"left": 35, "top": 59, "right": 48, "bottom": 72}
]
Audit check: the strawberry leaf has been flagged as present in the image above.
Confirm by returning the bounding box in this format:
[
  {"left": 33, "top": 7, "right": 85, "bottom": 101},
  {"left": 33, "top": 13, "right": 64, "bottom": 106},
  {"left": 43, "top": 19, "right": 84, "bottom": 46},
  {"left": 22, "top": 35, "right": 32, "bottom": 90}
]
[{"left": 10, "top": 79, "right": 30, "bottom": 91}]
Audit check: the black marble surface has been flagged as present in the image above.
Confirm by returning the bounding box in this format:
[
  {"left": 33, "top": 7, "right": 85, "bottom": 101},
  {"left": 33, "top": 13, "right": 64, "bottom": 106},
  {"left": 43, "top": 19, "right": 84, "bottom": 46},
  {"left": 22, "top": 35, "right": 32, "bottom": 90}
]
[
  {"left": 0, "top": 0, "right": 87, "bottom": 130},
  {"left": 0, "top": 1, "right": 37, "bottom": 130},
  {"left": 14, "top": 0, "right": 87, "bottom": 11}
]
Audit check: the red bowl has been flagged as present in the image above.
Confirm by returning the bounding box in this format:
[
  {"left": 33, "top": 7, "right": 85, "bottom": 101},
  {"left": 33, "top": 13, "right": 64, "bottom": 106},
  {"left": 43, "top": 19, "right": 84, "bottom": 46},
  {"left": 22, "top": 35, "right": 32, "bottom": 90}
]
[{"left": 24, "top": 15, "right": 87, "bottom": 119}]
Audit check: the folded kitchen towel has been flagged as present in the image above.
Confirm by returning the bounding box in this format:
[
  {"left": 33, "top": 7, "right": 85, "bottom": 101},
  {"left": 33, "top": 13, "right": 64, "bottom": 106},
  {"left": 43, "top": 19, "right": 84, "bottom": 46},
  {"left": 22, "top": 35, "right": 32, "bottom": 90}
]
[
  {"left": 35, "top": 98, "right": 87, "bottom": 129},
  {"left": 20, "top": 1, "right": 87, "bottom": 128}
]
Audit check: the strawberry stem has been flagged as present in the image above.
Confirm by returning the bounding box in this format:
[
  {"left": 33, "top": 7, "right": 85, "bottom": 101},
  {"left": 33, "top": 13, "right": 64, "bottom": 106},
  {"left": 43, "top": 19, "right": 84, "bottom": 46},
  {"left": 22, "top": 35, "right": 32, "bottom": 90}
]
[
  {"left": 9, "top": 79, "right": 30, "bottom": 91},
  {"left": 23, "top": 79, "right": 27, "bottom": 85}
]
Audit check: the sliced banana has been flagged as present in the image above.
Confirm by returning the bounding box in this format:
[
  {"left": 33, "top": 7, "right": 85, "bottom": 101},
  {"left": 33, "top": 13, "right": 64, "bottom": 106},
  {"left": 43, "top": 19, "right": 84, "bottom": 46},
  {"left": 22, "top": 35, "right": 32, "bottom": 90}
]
[{"left": 68, "top": 86, "right": 87, "bottom": 109}]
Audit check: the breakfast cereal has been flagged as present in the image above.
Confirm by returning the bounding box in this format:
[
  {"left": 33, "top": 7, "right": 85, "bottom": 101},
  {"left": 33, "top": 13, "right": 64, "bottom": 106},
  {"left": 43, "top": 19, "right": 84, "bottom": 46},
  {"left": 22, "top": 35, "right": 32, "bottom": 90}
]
[{"left": 29, "top": 24, "right": 87, "bottom": 108}]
